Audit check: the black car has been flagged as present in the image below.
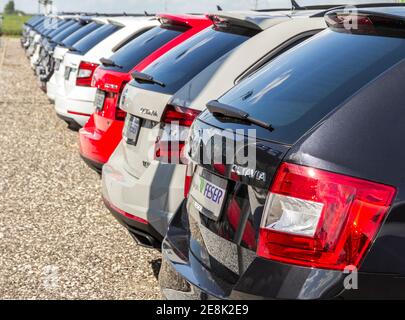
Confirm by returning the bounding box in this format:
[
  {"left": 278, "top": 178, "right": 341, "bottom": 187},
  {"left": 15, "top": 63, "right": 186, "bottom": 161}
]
[{"left": 159, "top": 6, "right": 405, "bottom": 300}]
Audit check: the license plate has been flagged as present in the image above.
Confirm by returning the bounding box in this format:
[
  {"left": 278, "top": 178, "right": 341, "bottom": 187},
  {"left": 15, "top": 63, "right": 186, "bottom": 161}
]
[
  {"left": 189, "top": 168, "right": 228, "bottom": 221},
  {"left": 123, "top": 115, "right": 141, "bottom": 146},
  {"left": 94, "top": 89, "right": 106, "bottom": 111},
  {"left": 55, "top": 59, "right": 61, "bottom": 71},
  {"left": 64, "top": 67, "right": 71, "bottom": 80}
]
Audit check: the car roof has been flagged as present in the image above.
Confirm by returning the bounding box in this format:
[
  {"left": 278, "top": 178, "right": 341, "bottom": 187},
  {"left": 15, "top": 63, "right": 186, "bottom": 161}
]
[
  {"left": 91, "top": 17, "right": 110, "bottom": 24},
  {"left": 106, "top": 16, "right": 156, "bottom": 27}
]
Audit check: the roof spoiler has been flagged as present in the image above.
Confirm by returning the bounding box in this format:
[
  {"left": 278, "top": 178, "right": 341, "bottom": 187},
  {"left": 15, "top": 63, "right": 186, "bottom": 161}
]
[
  {"left": 156, "top": 13, "right": 209, "bottom": 28},
  {"left": 312, "top": 3, "right": 405, "bottom": 18},
  {"left": 325, "top": 8, "right": 405, "bottom": 38},
  {"left": 207, "top": 14, "right": 264, "bottom": 31}
]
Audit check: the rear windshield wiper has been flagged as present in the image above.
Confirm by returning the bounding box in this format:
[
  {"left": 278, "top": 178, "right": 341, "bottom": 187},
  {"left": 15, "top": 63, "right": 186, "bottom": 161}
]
[
  {"left": 67, "top": 45, "right": 78, "bottom": 52},
  {"left": 206, "top": 100, "right": 274, "bottom": 131},
  {"left": 100, "top": 57, "right": 123, "bottom": 69},
  {"left": 131, "top": 71, "right": 166, "bottom": 87}
]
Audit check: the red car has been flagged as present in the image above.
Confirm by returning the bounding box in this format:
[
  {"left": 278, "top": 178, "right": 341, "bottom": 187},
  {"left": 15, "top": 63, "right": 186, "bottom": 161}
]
[{"left": 79, "top": 14, "right": 212, "bottom": 172}]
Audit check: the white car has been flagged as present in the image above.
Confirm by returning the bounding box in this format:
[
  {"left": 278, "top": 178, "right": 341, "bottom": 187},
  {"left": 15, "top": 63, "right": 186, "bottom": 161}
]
[
  {"left": 102, "top": 11, "right": 327, "bottom": 246},
  {"left": 54, "top": 16, "right": 159, "bottom": 130},
  {"left": 46, "top": 18, "right": 106, "bottom": 101}
]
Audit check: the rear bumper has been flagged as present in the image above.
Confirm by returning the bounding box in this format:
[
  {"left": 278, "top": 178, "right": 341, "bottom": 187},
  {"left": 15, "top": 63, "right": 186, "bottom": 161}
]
[
  {"left": 56, "top": 113, "right": 82, "bottom": 131},
  {"left": 46, "top": 75, "right": 57, "bottom": 101},
  {"left": 160, "top": 203, "right": 405, "bottom": 300},
  {"left": 55, "top": 86, "right": 96, "bottom": 127},
  {"left": 102, "top": 141, "right": 186, "bottom": 238},
  {"left": 55, "top": 93, "right": 92, "bottom": 127},
  {"left": 80, "top": 154, "right": 103, "bottom": 175},
  {"left": 78, "top": 116, "right": 124, "bottom": 166},
  {"left": 103, "top": 196, "right": 162, "bottom": 249}
]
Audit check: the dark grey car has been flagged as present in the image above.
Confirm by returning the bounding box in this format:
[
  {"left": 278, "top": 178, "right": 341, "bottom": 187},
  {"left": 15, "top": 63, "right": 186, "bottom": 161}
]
[{"left": 159, "top": 6, "right": 405, "bottom": 300}]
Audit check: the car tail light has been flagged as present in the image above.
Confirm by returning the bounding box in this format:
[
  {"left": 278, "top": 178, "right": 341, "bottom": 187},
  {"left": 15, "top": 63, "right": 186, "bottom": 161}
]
[
  {"left": 162, "top": 105, "right": 200, "bottom": 127},
  {"left": 76, "top": 61, "right": 99, "bottom": 87},
  {"left": 155, "top": 105, "right": 200, "bottom": 165},
  {"left": 115, "top": 82, "right": 129, "bottom": 121},
  {"left": 257, "top": 162, "right": 396, "bottom": 271},
  {"left": 115, "top": 106, "right": 126, "bottom": 121}
]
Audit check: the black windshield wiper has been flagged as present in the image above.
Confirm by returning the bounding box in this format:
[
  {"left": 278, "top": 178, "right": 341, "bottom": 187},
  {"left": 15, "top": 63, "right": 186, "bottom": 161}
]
[
  {"left": 206, "top": 100, "right": 274, "bottom": 131},
  {"left": 100, "top": 57, "right": 123, "bottom": 68},
  {"left": 131, "top": 71, "right": 166, "bottom": 87},
  {"left": 67, "top": 45, "right": 77, "bottom": 52}
]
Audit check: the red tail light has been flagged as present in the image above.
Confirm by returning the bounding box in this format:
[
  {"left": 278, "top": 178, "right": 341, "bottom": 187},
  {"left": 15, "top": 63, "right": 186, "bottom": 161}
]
[
  {"left": 155, "top": 105, "right": 200, "bottom": 165},
  {"left": 76, "top": 61, "right": 99, "bottom": 87},
  {"left": 115, "top": 107, "right": 126, "bottom": 121},
  {"left": 162, "top": 105, "right": 200, "bottom": 127},
  {"left": 257, "top": 162, "right": 396, "bottom": 271},
  {"left": 115, "top": 82, "right": 129, "bottom": 121}
]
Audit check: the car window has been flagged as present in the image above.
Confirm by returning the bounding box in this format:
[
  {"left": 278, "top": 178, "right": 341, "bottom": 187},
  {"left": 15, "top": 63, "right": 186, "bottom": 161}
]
[
  {"left": 39, "top": 17, "right": 58, "bottom": 34},
  {"left": 31, "top": 16, "right": 45, "bottom": 28},
  {"left": 172, "top": 32, "right": 318, "bottom": 108},
  {"left": 51, "top": 21, "right": 83, "bottom": 43},
  {"left": 61, "top": 22, "right": 101, "bottom": 47},
  {"left": 102, "top": 25, "right": 188, "bottom": 73},
  {"left": 72, "top": 23, "right": 122, "bottom": 54},
  {"left": 129, "top": 26, "right": 257, "bottom": 95},
  {"left": 47, "top": 20, "right": 74, "bottom": 38},
  {"left": 213, "top": 30, "right": 405, "bottom": 144},
  {"left": 171, "top": 53, "right": 231, "bottom": 107}
]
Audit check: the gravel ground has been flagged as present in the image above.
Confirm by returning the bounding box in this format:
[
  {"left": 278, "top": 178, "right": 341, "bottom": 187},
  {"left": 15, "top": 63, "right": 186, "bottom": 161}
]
[{"left": 0, "top": 38, "right": 162, "bottom": 300}]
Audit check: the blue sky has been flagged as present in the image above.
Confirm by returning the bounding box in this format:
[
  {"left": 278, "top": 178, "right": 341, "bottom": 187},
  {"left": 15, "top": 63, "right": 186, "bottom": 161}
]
[{"left": 1, "top": 0, "right": 395, "bottom": 14}]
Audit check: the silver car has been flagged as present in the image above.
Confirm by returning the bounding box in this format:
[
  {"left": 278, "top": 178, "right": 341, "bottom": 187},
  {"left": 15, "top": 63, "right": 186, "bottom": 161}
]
[{"left": 102, "top": 10, "right": 327, "bottom": 247}]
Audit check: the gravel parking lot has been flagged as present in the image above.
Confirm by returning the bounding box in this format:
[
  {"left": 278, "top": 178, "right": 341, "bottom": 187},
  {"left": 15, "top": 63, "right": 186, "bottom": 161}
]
[{"left": 0, "top": 38, "right": 162, "bottom": 300}]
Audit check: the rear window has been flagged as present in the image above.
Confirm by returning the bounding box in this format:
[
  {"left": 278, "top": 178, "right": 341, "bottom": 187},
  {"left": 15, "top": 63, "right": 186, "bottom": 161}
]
[
  {"left": 211, "top": 30, "right": 405, "bottom": 144},
  {"left": 102, "top": 25, "right": 187, "bottom": 73},
  {"left": 51, "top": 21, "right": 84, "bottom": 43},
  {"left": 130, "top": 26, "right": 257, "bottom": 95},
  {"left": 47, "top": 20, "right": 74, "bottom": 38},
  {"left": 30, "top": 16, "right": 45, "bottom": 27},
  {"left": 61, "top": 22, "right": 101, "bottom": 47},
  {"left": 72, "top": 23, "right": 122, "bottom": 54},
  {"left": 36, "top": 20, "right": 49, "bottom": 33}
]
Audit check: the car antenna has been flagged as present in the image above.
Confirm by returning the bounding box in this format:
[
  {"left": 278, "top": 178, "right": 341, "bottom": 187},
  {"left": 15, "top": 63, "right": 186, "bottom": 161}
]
[
  {"left": 291, "top": 0, "right": 305, "bottom": 11},
  {"left": 217, "top": 5, "right": 223, "bottom": 11}
]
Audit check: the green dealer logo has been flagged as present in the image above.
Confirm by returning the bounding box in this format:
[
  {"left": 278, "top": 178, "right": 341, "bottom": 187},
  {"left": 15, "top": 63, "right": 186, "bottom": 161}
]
[{"left": 199, "top": 177, "right": 206, "bottom": 194}]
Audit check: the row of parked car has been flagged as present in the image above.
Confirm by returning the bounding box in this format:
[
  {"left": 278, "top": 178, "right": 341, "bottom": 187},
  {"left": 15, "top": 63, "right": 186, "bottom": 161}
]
[{"left": 21, "top": 3, "right": 405, "bottom": 299}]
